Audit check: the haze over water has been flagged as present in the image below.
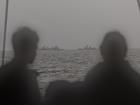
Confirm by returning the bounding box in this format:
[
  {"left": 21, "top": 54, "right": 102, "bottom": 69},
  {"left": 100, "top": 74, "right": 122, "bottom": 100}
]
[{"left": 1, "top": 0, "right": 140, "bottom": 50}]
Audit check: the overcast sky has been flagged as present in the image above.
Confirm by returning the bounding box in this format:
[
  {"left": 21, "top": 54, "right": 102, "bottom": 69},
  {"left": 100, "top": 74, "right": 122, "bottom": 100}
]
[{"left": 1, "top": 0, "right": 140, "bottom": 50}]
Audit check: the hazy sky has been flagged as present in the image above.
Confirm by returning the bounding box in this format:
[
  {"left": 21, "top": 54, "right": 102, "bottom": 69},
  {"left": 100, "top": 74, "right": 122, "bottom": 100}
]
[{"left": 1, "top": 0, "right": 140, "bottom": 50}]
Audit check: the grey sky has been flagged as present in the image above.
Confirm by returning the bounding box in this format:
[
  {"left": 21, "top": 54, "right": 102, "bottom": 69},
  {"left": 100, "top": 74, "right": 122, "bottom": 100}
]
[{"left": 1, "top": 0, "right": 140, "bottom": 50}]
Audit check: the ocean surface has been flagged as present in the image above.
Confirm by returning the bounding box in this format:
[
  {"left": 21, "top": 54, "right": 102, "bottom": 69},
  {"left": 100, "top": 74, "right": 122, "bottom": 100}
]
[{"left": 1, "top": 49, "right": 140, "bottom": 95}]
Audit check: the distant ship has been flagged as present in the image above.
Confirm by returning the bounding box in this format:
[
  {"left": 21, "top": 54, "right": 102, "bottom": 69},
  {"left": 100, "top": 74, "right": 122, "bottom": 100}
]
[
  {"left": 78, "top": 45, "right": 96, "bottom": 50},
  {"left": 40, "top": 46, "right": 64, "bottom": 51}
]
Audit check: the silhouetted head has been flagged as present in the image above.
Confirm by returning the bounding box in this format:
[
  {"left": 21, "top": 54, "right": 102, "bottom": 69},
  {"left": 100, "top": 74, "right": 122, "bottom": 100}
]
[
  {"left": 100, "top": 31, "right": 127, "bottom": 63},
  {"left": 44, "top": 80, "right": 73, "bottom": 105},
  {"left": 12, "top": 27, "right": 39, "bottom": 64}
]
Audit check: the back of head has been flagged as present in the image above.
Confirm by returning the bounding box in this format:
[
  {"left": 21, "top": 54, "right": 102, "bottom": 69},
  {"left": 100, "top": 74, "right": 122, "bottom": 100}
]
[
  {"left": 100, "top": 31, "right": 127, "bottom": 63},
  {"left": 12, "top": 27, "right": 39, "bottom": 64},
  {"left": 44, "top": 80, "right": 73, "bottom": 105}
]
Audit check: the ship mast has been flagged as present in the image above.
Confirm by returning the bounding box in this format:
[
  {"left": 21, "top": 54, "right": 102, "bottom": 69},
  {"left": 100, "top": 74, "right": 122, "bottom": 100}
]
[
  {"left": 2, "top": 0, "right": 9, "bottom": 65},
  {"left": 137, "top": 0, "right": 140, "bottom": 11}
]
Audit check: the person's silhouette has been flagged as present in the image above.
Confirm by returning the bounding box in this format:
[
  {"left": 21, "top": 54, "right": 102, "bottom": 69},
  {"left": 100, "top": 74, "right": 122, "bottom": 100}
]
[
  {"left": 43, "top": 80, "right": 73, "bottom": 105},
  {"left": 0, "top": 27, "right": 41, "bottom": 105},
  {"left": 43, "top": 80, "right": 85, "bottom": 105},
  {"left": 85, "top": 31, "right": 140, "bottom": 104}
]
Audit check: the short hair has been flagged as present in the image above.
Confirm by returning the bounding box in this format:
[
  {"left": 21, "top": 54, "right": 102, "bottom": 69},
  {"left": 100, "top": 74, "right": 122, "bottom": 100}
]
[
  {"left": 12, "top": 27, "right": 39, "bottom": 53},
  {"left": 100, "top": 31, "right": 128, "bottom": 57}
]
